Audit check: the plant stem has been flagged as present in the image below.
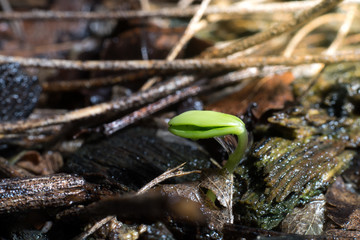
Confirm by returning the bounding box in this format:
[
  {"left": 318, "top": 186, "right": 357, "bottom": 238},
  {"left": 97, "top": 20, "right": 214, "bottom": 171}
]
[
  {"left": 206, "top": 131, "right": 248, "bottom": 203},
  {"left": 206, "top": 189, "right": 217, "bottom": 203},
  {"left": 224, "top": 131, "right": 248, "bottom": 174}
]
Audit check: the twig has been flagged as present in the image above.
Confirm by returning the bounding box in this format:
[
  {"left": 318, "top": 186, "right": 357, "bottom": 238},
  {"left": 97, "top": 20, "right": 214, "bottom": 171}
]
[
  {"left": 0, "top": 52, "right": 359, "bottom": 71},
  {"left": 140, "top": 0, "right": 210, "bottom": 90},
  {"left": 140, "top": 0, "right": 150, "bottom": 11},
  {"left": 137, "top": 163, "right": 201, "bottom": 195},
  {"left": 102, "top": 66, "right": 291, "bottom": 136},
  {"left": 0, "top": 1, "right": 356, "bottom": 21},
  {"left": 42, "top": 71, "right": 156, "bottom": 91},
  {"left": 0, "top": 1, "right": 342, "bottom": 21},
  {"left": 103, "top": 86, "right": 201, "bottom": 135},
  {"left": 0, "top": 38, "right": 97, "bottom": 57},
  {"left": 74, "top": 216, "right": 116, "bottom": 240},
  {"left": 0, "top": 75, "right": 196, "bottom": 133},
  {"left": 285, "top": 5, "right": 356, "bottom": 77},
  {"left": 178, "top": 0, "right": 195, "bottom": 8},
  {"left": 167, "top": 0, "right": 211, "bottom": 61},
  {"left": 208, "top": 66, "right": 291, "bottom": 87},
  {"left": 283, "top": 13, "right": 345, "bottom": 57},
  {"left": 0, "top": 157, "right": 33, "bottom": 178},
  {"left": 0, "top": 0, "right": 24, "bottom": 40},
  {"left": 200, "top": 0, "right": 343, "bottom": 58},
  {"left": 0, "top": 174, "right": 104, "bottom": 214},
  {"left": 326, "top": 5, "right": 357, "bottom": 54}
]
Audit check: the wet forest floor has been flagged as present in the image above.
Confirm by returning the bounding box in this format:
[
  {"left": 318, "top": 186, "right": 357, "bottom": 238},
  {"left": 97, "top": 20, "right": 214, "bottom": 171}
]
[{"left": 0, "top": 0, "right": 360, "bottom": 239}]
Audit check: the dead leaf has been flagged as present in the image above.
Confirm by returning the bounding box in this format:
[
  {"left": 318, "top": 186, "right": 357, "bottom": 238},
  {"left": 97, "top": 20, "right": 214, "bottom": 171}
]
[
  {"left": 206, "top": 72, "right": 294, "bottom": 119},
  {"left": 16, "top": 151, "right": 63, "bottom": 175},
  {"left": 157, "top": 168, "right": 235, "bottom": 230},
  {"left": 281, "top": 195, "right": 325, "bottom": 235},
  {"left": 200, "top": 169, "right": 233, "bottom": 210},
  {"left": 158, "top": 182, "right": 231, "bottom": 230},
  {"left": 325, "top": 178, "right": 360, "bottom": 231}
]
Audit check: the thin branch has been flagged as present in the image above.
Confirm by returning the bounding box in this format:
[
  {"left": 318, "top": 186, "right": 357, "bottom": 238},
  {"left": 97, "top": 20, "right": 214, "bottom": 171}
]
[
  {"left": 208, "top": 66, "right": 292, "bottom": 87},
  {"left": 167, "top": 0, "right": 211, "bottom": 61},
  {"left": 0, "top": 157, "right": 33, "bottom": 178},
  {"left": 74, "top": 216, "right": 116, "bottom": 240},
  {"left": 326, "top": 5, "right": 357, "bottom": 54},
  {"left": 0, "top": 174, "right": 101, "bottom": 214},
  {"left": 102, "top": 66, "right": 291, "bottom": 136},
  {"left": 42, "top": 71, "right": 156, "bottom": 91},
  {"left": 103, "top": 86, "right": 201, "bottom": 135},
  {"left": 178, "top": 0, "right": 195, "bottom": 8},
  {"left": 0, "top": 75, "right": 196, "bottom": 133},
  {"left": 137, "top": 163, "right": 201, "bottom": 195},
  {"left": 0, "top": 0, "right": 24, "bottom": 40},
  {"left": 140, "top": 0, "right": 210, "bottom": 91},
  {"left": 200, "top": 0, "right": 343, "bottom": 58},
  {"left": 140, "top": 0, "right": 151, "bottom": 11},
  {"left": 285, "top": 5, "right": 356, "bottom": 77},
  {"left": 0, "top": 1, "right": 331, "bottom": 20},
  {"left": 0, "top": 39, "right": 97, "bottom": 57},
  {"left": 313, "top": 5, "right": 357, "bottom": 75},
  {"left": 0, "top": 52, "right": 359, "bottom": 71},
  {"left": 283, "top": 13, "right": 345, "bottom": 57},
  {"left": 0, "top": 1, "right": 357, "bottom": 21}
]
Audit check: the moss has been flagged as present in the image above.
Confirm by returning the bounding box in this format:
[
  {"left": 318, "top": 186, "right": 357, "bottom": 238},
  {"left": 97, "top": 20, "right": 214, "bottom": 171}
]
[{"left": 232, "top": 64, "right": 360, "bottom": 229}]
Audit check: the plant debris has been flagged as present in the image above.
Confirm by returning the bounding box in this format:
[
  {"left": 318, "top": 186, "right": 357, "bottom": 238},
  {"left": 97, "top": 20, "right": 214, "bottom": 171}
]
[
  {"left": 0, "top": 0, "right": 359, "bottom": 239},
  {"left": 281, "top": 195, "right": 325, "bottom": 235},
  {"left": 325, "top": 178, "right": 360, "bottom": 235}
]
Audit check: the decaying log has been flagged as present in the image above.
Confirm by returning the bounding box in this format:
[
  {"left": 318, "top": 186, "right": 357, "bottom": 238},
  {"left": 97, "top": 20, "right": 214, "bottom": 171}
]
[{"left": 0, "top": 174, "right": 114, "bottom": 214}]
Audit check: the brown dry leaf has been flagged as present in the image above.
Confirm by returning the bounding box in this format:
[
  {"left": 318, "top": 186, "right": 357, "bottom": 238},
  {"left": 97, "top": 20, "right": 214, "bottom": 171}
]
[
  {"left": 2, "top": 0, "right": 91, "bottom": 57},
  {"left": 325, "top": 178, "right": 360, "bottom": 231},
  {"left": 200, "top": 169, "right": 233, "bottom": 210},
  {"left": 158, "top": 183, "right": 231, "bottom": 230},
  {"left": 281, "top": 195, "right": 325, "bottom": 235},
  {"left": 16, "top": 151, "right": 63, "bottom": 175},
  {"left": 158, "top": 169, "right": 234, "bottom": 230},
  {"left": 206, "top": 72, "right": 294, "bottom": 119}
]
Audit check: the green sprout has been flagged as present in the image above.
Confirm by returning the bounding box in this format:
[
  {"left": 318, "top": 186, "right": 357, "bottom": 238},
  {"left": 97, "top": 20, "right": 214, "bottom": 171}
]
[{"left": 168, "top": 110, "right": 248, "bottom": 202}]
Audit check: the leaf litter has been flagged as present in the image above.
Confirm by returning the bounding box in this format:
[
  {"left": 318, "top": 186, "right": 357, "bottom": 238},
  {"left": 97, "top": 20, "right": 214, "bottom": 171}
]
[{"left": 0, "top": 0, "right": 360, "bottom": 239}]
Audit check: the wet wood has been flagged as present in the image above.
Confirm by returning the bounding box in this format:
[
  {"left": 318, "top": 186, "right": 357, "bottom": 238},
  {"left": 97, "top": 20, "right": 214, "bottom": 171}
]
[
  {"left": 0, "top": 52, "right": 359, "bottom": 71},
  {"left": 0, "top": 174, "right": 113, "bottom": 214},
  {"left": 0, "top": 157, "right": 32, "bottom": 178},
  {"left": 65, "top": 127, "right": 211, "bottom": 191},
  {"left": 0, "top": 75, "right": 196, "bottom": 134},
  {"left": 0, "top": 2, "right": 330, "bottom": 20}
]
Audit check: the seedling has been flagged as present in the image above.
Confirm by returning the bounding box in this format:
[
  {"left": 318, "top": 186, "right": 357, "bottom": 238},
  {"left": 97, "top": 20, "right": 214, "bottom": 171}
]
[{"left": 168, "top": 110, "right": 248, "bottom": 202}]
